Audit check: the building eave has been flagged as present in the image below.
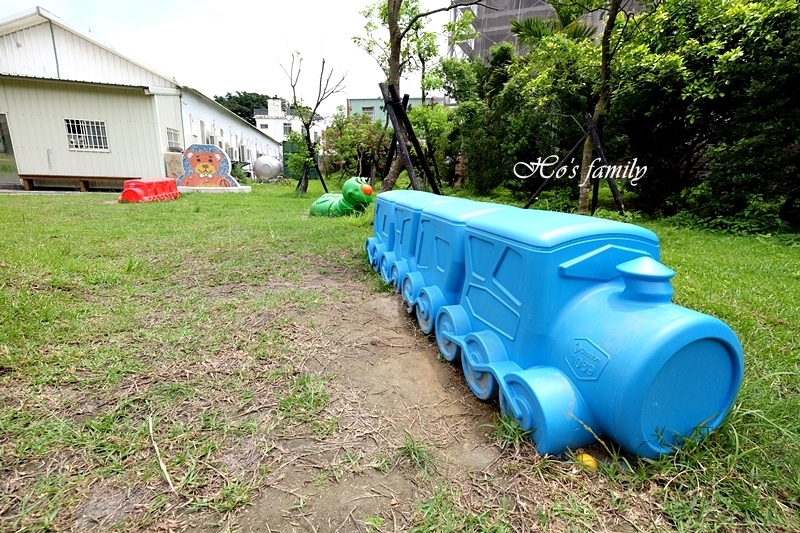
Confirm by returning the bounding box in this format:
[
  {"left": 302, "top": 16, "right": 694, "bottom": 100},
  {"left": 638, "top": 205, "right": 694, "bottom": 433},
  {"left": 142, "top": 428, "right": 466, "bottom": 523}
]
[
  {"left": 180, "top": 86, "right": 282, "bottom": 146},
  {"left": 0, "top": 6, "right": 180, "bottom": 88},
  {"left": 0, "top": 72, "right": 148, "bottom": 91}
]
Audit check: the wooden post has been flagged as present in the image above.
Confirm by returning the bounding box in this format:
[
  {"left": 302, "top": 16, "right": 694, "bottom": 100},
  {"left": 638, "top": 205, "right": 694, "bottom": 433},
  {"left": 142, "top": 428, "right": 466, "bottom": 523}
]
[
  {"left": 388, "top": 85, "right": 441, "bottom": 195},
  {"left": 523, "top": 134, "right": 586, "bottom": 209},
  {"left": 380, "top": 83, "right": 421, "bottom": 191},
  {"left": 383, "top": 94, "right": 409, "bottom": 179},
  {"left": 585, "top": 113, "right": 625, "bottom": 214}
]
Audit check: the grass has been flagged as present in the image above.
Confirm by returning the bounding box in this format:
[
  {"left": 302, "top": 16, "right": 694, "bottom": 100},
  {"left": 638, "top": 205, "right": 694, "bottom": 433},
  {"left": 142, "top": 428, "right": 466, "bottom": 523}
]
[
  {"left": 0, "top": 181, "right": 799, "bottom": 531},
  {"left": 395, "top": 430, "right": 438, "bottom": 475},
  {"left": 487, "top": 413, "right": 533, "bottom": 449},
  {"left": 0, "top": 181, "right": 374, "bottom": 530}
]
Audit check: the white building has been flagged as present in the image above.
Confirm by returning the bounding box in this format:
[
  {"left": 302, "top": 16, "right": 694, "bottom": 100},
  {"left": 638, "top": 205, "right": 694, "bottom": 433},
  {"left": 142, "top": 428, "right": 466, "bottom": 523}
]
[
  {"left": 253, "top": 99, "right": 325, "bottom": 146},
  {"left": 0, "top": 6, "right": 280, "bottom": 190}
]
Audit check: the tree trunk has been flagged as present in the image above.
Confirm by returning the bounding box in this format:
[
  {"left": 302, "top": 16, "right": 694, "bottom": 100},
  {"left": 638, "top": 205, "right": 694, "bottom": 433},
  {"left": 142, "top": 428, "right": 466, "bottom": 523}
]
[
  {"left": 381, "top": 156, "right": 405, "bottom": 193},
  {"left": 297, "top": 164, "right": 309, "bottom": 195},
  {"left": 388, "top": 0, "right": 403, "bottom": 93},
  {"left": 577, "top": 0, "right": 621, "bottom": 214},
  {"left": 454, "top": 151, "right": 466, "bottom": 189},
  {"left": 780, "top": 190, "right": 798, "bottom": 221}
]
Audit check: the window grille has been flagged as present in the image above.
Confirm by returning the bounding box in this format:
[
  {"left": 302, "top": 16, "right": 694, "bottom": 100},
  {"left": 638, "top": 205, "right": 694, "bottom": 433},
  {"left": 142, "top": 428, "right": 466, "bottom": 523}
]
[
  {"left": 65, "top": 119, "right": 108, "bottom": 151},
  {"left": 166, "top": 127, "right": 181, "bottom": 150}
]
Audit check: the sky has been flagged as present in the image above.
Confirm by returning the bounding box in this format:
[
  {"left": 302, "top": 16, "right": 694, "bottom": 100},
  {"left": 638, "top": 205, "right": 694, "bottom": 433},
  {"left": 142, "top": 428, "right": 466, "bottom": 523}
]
[{"left": 2, "top": 0, "right": 452, "bottom": 117}]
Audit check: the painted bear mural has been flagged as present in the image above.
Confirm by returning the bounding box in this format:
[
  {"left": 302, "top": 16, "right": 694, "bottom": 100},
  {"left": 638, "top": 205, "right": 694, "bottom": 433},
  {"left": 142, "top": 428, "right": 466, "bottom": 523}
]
[{"left": 177, "top": 144, "right": 239, "bottom": 187}]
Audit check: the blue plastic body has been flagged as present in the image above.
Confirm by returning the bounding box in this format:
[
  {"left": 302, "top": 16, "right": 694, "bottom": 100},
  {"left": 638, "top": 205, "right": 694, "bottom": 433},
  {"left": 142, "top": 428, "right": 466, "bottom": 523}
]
[
  {"left": 366, "top": 193, "right": 745, "bottom": 459},
  {"left": 365, "top": 190, "right": 420, "bottom": 272},
  {"left": 377, "top": 192, "right": 458, "bottom": 288},
  {"left": 402, "top": 200, "right": 512, "bottom": 332}
]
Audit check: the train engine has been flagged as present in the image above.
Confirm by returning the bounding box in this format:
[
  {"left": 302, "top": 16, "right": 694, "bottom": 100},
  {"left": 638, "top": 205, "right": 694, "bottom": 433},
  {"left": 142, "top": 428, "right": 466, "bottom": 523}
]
[{"left": 366, "top": 193, "right": 744, "bottom": 459}]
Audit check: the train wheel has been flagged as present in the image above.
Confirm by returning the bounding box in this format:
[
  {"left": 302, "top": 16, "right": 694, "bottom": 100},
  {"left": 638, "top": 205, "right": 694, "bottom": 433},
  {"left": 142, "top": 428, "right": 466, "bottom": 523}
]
[
  {"left": 401, "top": 276, "right": 415, "bottom": 310},
  {"left": 365, "top": 237, "right": 373, "bottom": 264},
  {"left": 416, "top": 286, "right": 445, "bottom": 335},
  {"left": 401, "top": 272, "right": 423, "bottom": 314},
  {"left": 379, "top": 251, "right": 396, "bottom": 283},
  {"left": 502, "top": 377, "right": 535, "bottom": 432},
  {"left": 369, "top": 242, "right": 384, "bottom": 271},
  {"left": 435, "top": 305, "right": 469, "bottom": 362},
  {"left": 390, "top": 261, "right": 407, "bottom": 293},
  {"left": 462, "top": 333, "right": 500, "bottom": 400},
  {"left": 498, "top": 388, "right": 512, "bottom": 418}
]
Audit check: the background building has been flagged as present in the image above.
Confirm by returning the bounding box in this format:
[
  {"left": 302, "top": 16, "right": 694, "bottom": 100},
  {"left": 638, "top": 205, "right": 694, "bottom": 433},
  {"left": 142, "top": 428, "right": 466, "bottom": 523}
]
[
  {"left": 0, "top": 7, "right": 280, "bottom": 190},
  {"left": 253, "top": 99, "right": 325, "bottom": 146},
  {"left": 346, "top": 96, "right": 450, "bottom": 124},
  {"left": 448, "top": 0, "right": 640, "bottom": 60},
  {"left": 449, "top": 0, "right": 555, "bottom": 59}
]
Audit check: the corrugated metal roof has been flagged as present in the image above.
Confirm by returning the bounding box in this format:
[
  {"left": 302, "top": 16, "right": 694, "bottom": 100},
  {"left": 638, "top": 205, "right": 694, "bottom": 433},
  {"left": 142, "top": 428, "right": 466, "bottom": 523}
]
[{"left": 0, "top": 6, "right": 178, "bottom": 89}]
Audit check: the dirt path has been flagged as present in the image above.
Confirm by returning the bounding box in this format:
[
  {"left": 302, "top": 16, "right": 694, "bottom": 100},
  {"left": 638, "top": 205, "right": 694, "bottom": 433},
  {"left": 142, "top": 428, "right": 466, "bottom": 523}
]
[
  {"left": 216, "top": 267, "right": 655, "bottom": 532},
  {"left": 4, "top": 260, "right": 661, "bottom": 532},
  {"left": 229, "top": 270, "right": 504, "bottom": 532}
]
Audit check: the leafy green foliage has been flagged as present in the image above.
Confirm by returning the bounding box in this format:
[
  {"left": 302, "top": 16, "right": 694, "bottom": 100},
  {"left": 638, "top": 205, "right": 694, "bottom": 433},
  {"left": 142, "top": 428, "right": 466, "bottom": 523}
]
[
  {"left": 450, "top": 37, "right": 599, "bottom": 197},
  {"left": 510, "top": 4, "right": 597, "bottom": 47},
  {"left": 322, "top": 106, "right": 390, "bottom": 179},
  {"left": 434, "top": 56, "right": 486, "bottom": 103},
  {"left": 284, "top": 130, "right": 314, "bottom": 181},
  {"left": 213, "top": 91, "right": 282, "bottom": 126},
  {"left": 407, "top": 104, "right": 454, "bottom": 186},
  {"left": 353, "top": 0, "right": 428, "bottom": 84},
  {"left": 609, "top": 0, "right": 800, "bottom": 223}
]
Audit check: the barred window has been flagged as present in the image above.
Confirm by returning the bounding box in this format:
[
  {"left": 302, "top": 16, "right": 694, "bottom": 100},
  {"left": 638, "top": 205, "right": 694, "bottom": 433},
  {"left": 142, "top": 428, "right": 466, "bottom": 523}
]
[
  {"left": 166, "top": 127, "right": 181, "bottom": 150},
  {"left": 64, "top": 119, "right": 108, "bottom": 151}
]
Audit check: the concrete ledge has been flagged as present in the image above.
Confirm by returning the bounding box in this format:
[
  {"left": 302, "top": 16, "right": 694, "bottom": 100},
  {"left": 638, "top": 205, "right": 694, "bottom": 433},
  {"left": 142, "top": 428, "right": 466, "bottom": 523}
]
[{"left": 178, "top": 186, "right": 252, "bottom": 194}]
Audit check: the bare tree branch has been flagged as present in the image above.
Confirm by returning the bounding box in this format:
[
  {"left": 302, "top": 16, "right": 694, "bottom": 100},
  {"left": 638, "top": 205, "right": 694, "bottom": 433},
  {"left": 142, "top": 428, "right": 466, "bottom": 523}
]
[
  {"left": 399, "top": 0, "right": 487, "bottom": 44},
  {"left": 282, "top": 52, "right": 346, "bottom": 195}
]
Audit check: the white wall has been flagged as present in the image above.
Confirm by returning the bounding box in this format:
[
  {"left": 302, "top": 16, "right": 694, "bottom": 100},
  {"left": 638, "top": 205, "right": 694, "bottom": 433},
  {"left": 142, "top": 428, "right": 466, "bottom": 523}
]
[
  {"left": 254, "top": 115, "right": 324, "bottom": 146},
  {"left": 0, "top": 77, "right": 164, "bottom": 178},
  {"left": 180, "top": 89, "right": 281, "bottom": 169}
]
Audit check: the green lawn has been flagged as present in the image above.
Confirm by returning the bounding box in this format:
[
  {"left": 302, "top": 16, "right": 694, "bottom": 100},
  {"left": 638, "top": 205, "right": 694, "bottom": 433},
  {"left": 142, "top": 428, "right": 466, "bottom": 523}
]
[{"left": 0, "top": 183, "right": 798, "bottom": 531}]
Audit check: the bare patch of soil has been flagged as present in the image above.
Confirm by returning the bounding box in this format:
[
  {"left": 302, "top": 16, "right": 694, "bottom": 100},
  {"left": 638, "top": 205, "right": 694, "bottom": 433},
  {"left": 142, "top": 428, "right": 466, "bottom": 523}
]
[
  {"left": 1, "top": 258, "right": 666, "bottom": 532},
  {"left": 229, "top": 274, "right": 505, "bottom": 533},
  {"left": 223, "top": 265, "right": 664, "bottom": 532}
]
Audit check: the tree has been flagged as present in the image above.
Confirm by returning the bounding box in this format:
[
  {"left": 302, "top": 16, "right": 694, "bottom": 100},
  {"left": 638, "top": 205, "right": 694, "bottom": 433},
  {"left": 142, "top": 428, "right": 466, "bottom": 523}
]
[
  {"left": 213, "top": 92, "right": 281, "bottom": 126},
  {"left": 407, "top": 103, "right": 454, "bottom": 186},
  {"left": 282, "top": 53, "right": 346, "bottom": 195},
  {"left": 510, "top": 4, "right": 597, "bottom": 46},
  {"left": 355, "top": 0, "right": 486, "bottom": 192},
  {"left": 610, "top": 0, "right": 800, "bottom": 223},
  {"left": 519, "top": 0, "right": 662, "bottom": 214},
  {"left": 323, "top": 107, "right": 391, "bottom": 180},
  {"left": 284, "top": 130, "right": 314, "bottom": 181}
]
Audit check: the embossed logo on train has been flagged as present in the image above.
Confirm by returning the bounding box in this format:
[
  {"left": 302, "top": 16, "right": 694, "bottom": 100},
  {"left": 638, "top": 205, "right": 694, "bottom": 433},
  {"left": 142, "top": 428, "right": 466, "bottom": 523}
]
[{"left": 567, "top": 338, "right": 610, "bottom": 381}]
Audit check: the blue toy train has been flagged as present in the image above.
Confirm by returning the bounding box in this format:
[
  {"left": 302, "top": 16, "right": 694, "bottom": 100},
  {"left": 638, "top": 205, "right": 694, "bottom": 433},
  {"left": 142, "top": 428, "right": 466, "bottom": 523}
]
[{"left": 365, "top": 191, "right": 744, "bottom": 459}]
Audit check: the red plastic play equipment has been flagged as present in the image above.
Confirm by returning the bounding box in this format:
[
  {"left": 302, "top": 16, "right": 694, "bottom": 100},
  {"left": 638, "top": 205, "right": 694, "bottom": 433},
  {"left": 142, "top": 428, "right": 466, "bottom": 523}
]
[{"left": 117, "top": 178, "right": 180, "bottom": 203}]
